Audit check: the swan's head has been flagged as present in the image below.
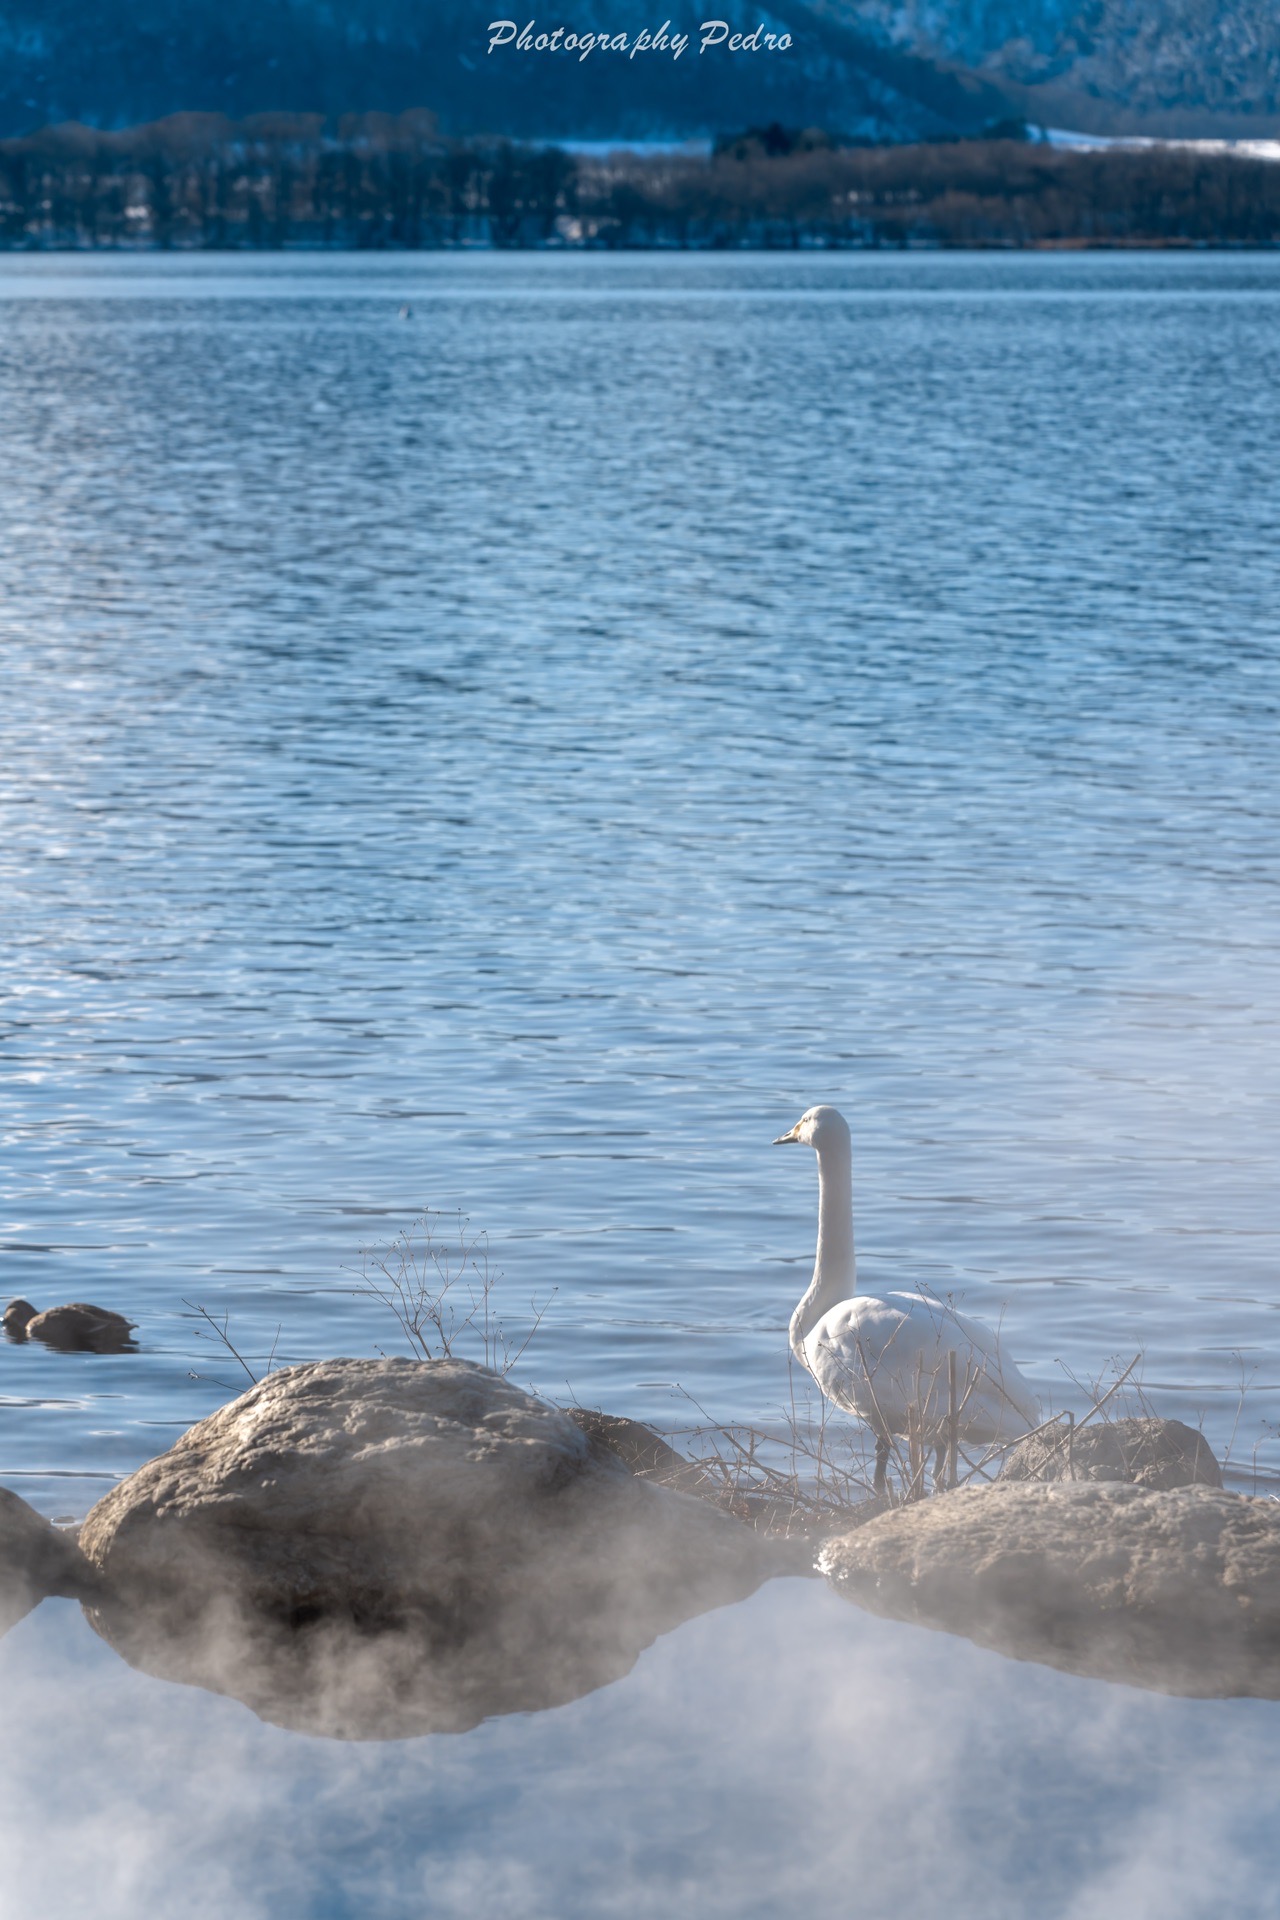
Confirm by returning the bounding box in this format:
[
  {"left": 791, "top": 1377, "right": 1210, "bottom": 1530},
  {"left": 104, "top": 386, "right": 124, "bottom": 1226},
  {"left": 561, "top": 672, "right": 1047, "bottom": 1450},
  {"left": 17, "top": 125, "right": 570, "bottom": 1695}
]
[
  {"left": 3, "top": 1298, "right": 37, "bottom": 1338},
  {"left": 772, "top": 1106, "right": 850, "bottom": 1153}
]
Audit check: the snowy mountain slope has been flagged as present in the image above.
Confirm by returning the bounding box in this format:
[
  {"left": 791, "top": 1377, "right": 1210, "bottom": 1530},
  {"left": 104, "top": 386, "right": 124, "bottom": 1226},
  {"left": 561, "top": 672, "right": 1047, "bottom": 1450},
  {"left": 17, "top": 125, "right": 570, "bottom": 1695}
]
[{"left": 825, "top": 0, "right": 1280, "bottom": 130}]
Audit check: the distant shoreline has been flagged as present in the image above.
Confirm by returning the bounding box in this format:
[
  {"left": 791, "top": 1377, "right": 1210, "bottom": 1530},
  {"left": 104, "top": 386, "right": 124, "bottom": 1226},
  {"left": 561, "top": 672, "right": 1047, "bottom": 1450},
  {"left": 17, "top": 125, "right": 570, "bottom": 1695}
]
[
  {"left": 4, "top": 115, "right": 1280, "bottom": 252},
  {"left": 5, "top": 241, "right": 1279, "bottom": 253}
]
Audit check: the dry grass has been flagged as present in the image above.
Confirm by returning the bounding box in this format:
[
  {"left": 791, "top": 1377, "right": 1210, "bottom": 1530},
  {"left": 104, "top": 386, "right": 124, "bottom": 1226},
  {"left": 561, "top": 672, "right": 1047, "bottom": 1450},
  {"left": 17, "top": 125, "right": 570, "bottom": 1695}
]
[
  {"left": 351, "top": 1210, "right": 556, "bottom": 1378},
  {"left": 663, "top": 1351, "right": 1168, "bottom": 1536}
]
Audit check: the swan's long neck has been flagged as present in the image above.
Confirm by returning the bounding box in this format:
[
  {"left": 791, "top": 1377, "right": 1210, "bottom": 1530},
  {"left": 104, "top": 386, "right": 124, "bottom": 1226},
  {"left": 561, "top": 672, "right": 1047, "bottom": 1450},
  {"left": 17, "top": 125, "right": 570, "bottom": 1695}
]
[{"left": 788, "top": 1126, "right": 856, "bottom": 1364}]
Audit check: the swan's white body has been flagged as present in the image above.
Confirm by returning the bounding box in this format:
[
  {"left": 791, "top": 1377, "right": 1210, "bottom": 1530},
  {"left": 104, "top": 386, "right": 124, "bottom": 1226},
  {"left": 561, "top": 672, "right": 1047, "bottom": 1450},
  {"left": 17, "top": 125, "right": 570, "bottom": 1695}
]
[{"left": 775, "top": 1107, "right": 1037, "bottom": 1466}]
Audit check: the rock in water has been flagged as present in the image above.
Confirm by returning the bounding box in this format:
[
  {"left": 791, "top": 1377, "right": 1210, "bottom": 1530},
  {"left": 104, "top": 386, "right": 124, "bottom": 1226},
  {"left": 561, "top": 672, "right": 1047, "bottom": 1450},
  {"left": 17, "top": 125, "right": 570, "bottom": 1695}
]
[
  {"left": 999, "top": 1415, "right": 1222, "bottom": 1491},
  {"left": 820, "top": 1482, "right": 1280, "bottom": 1698},
  {"left": 78, "top": 1358, "right": 789, "bottom": 1738},
  {"left": 1, "top": 1487, "right": 97, "bottom": 1636},
  {"left": 564, "top": 1407, "right": 706, "bottom": 1489}
]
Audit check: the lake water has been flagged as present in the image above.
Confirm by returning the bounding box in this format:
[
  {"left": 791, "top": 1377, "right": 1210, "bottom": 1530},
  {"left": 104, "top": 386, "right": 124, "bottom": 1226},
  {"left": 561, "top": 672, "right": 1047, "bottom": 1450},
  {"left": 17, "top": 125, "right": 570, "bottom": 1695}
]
[{"left": 2, "top": 252, "right": 1279, "bottom": 1917}]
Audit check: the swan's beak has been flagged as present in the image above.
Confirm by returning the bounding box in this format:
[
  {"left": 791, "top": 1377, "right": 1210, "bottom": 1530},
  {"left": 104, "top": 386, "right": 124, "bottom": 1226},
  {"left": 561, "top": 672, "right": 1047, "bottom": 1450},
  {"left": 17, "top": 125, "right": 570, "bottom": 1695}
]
[{"left": 772, "top": 1121, "right": 802, "bottom": 1145}]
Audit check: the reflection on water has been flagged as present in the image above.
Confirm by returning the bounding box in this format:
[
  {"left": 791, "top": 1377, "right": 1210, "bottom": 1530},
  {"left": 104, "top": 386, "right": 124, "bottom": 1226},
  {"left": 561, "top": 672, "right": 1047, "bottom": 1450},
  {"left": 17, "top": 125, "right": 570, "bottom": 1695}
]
[
  {"left": 83, "top": 1548, "right": 778, "bottom": 1742},
  {"left": 6, "top": 1585, "right": 1280, "bottom": 1919}
]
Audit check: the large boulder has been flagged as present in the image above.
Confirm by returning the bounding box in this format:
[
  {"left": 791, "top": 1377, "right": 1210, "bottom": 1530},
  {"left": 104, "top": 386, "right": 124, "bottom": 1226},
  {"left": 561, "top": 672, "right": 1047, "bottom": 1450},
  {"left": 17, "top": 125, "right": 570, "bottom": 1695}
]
[
  {"left": 819, "top": 1481, "right": 1280, "bottom": 1698},
  {"left": 0, "top": 1487, "right": 97, "bottom": 1636},
  {"left": 78, "top": 1358, "right": 792, "bottom": 1738},
  {"left": 999, "top": 1416, "right": 1222, "bottom": 1491}
]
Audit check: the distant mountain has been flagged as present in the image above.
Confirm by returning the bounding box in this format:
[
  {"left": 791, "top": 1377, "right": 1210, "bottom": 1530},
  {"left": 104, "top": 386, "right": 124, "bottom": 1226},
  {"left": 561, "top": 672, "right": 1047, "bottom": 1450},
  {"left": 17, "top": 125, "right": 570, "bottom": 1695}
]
[
  {"left": 1, "top": 0, "right": 1276, "bottom": 141},
  {"left": 0, "top": 0, "right": 1012, "bottom": 141},
  {"left": 824, "top": 0, "right": 1280, "bottom": 133}
]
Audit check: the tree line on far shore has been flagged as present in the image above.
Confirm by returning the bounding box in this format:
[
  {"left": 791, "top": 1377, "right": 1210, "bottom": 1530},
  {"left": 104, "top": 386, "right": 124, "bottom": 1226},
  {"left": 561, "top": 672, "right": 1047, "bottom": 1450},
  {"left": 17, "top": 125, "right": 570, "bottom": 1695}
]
[{"left": 2, "top": 113, "right": 1279, "bottom": 250}]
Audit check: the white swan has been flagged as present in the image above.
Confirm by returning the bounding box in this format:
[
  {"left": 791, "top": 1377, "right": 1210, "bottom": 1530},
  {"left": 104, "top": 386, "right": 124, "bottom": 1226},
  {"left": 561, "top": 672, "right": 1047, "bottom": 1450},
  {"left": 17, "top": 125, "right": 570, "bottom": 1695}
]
[{"left": 773, "top": 1106, "right": 1038, "bottom": 1493}]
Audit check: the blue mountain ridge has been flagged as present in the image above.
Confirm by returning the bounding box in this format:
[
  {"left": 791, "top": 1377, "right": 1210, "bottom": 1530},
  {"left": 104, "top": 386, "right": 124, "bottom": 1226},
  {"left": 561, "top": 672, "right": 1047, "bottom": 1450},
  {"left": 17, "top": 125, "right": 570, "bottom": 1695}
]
[{"left": 1, "top": 0, "right": 1276, "bottom": 140}]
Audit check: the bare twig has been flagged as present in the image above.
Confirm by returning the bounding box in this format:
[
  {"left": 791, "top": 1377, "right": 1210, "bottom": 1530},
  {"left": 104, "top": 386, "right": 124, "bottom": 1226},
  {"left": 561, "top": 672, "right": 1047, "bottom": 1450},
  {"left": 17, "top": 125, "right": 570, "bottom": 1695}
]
[
  {"left": 1222, "top": 1353, "right": 1257, "bottom": 1472},
  {"left": 183, "top": 1300, "right": 259, "bottom": 1385}
]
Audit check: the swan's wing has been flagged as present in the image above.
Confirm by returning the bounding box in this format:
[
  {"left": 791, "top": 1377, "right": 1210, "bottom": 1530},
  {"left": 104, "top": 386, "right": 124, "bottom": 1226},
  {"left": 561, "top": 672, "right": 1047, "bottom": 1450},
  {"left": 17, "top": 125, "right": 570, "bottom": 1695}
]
[
  {"left": 803, "top": 1296, "right": 948, "bottom": 1434},
  {"left": 883, "top": 1293, "right": 1039, "bottom": 1428},
  {"left": 942, "top": 1306, "right": 1038, "bottom": 1427},
  {"left": 805, "top": 1294, "right": 1037, "bottom": 1440}
]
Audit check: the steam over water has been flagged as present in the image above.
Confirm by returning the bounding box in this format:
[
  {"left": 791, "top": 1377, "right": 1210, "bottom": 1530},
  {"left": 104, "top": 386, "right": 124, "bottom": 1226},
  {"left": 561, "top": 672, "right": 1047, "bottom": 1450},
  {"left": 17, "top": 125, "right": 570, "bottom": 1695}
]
[{"left": 2, "top": 253, "right": 1280, "bottom": 1914}]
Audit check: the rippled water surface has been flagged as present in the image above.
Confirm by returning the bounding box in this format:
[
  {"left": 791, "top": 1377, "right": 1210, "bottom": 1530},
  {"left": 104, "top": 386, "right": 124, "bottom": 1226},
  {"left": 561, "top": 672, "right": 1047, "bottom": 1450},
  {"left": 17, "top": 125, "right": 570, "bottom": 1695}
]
[
  {"left": 3, "top": 249, "right": 1280, "bottom": 1918},
  {"left": 2, "top": 251, "right": 1279, "bottom": 1507}
]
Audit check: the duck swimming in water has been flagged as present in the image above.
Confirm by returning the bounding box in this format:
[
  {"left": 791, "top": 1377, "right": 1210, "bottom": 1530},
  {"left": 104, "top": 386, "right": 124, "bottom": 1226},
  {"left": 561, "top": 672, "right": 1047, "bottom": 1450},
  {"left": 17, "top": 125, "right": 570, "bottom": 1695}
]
[{"left": 4, "top": 1299, "right": 137, "bottom": 1354}]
